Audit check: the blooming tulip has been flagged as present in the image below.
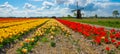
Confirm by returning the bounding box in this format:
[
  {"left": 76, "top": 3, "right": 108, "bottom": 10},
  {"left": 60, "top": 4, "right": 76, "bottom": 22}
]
[
  {"left": 106, "top": 46, "right": 110, "bottom": 51},
  {"left": 111, "top": 39, "right": 116, "bottom": 43},
  {"left": 22, "top": 48, "right": 28, "bottom": 53}
]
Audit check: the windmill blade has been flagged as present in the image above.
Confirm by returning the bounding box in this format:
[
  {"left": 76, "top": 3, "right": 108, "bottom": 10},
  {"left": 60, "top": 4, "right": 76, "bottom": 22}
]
[
  {"left": 71, "top": 9, "right": 77, "bottom": 12},
  {"left": 78, "top": 7, "right": 84, "bottom": 10},
  {"left": 77, "top": 1, "right": 78, "bottom": 9},
  {"left": 81, "top": 7, "right": 84, "bottom": 10}
]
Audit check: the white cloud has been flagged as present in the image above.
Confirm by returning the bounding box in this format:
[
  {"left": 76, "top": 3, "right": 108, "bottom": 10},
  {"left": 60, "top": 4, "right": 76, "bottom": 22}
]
[
  {"left": 54, "top": 0, "right": 111, "bottom": 7},
  {"left": 23, "top": 3, "right": 36, "bottom": 9},
  {"left": 0, "top": 0, "right": 120, "bottom": 17},
  {"left": 53, "top": 6, "right": 60, "bottom": 10},
  {"left": 0, "top": 2, "right": 18, "bottom": 17},
  {"left": 35, "top": 7, "right": 71, "bottom": 17},
  {"left": 29, "top": 0, "right": 43, "bottom": 2},
  {"left": 42, "top": 1, "right": 55, "bottom": 6},
  {"left": 37, "top": 1, "right": 55, "bottom": 10},
  {"left": 88, "top": 0, "right": 109, "bottom": 2},
  {"left": 95, "top": 2, "right": 120, "bottom": 8},
  {"left": 0, "top": 2, "right": 18, "bottom": 10},
  {"left": 33, "top": 0, "right": 43, "bottom": 1},
  {"left": 83, "top": 2, "right": 120, "bottom": 17}
]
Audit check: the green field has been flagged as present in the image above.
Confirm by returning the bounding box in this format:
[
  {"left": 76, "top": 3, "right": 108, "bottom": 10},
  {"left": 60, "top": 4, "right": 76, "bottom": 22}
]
[{"left": 62, "top": 18, "right": 120, "bottom": 28}]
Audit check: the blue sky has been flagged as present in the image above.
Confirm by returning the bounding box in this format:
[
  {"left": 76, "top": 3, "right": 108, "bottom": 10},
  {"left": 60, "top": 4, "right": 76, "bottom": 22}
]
[{"left": 0, "top": 0, "right": 120, "bottom": 17}]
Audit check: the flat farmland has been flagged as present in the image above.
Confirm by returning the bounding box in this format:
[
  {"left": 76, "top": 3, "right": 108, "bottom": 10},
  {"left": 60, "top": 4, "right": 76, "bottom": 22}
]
[
  {"left": 0, "top": 18, "right": 120, "bottom": 54},
  {"left": 62, "top": 18, "right": 120, "bottom": 28}
]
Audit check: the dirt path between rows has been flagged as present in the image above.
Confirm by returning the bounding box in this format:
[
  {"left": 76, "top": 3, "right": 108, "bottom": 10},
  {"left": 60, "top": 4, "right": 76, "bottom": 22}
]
[
  {"left": 29, "top": 24, "right": 99, "bottom": 54},
  {"left": 30, "top": 32, "right": 99, "bottom": 54},
  {"left": 6, "top": 30, "right": 36, "bottom": 54},
  {"left": 5, "top": 20, "right": 49, "bottom": 54}
]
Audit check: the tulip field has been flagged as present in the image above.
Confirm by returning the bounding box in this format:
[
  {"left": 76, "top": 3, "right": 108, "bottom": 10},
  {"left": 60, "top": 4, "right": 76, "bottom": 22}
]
[{"left": 0, "top": 18, "right": 120, "bottom": 54}]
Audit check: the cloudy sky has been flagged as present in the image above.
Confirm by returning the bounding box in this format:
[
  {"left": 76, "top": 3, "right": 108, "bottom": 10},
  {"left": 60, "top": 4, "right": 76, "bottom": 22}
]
[{"left": 0, "top": 0, "right": 120, "bottom": 17}]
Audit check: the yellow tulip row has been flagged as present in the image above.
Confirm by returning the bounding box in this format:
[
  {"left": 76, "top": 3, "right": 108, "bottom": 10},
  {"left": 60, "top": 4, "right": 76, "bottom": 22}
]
[
  {"left": 0, "top": 19, "right": 37, "bottom": 28},
  {"left": 0, "top": 19, "right": 49, "bottom": 43},
  {"left": 35, "top": 19, "right": 70, "bottom": 37}
]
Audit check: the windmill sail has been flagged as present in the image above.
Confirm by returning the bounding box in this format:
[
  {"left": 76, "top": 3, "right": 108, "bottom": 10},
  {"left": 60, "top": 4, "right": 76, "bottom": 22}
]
[
  {"left": 77, "top": 1, "right": 78, "bottom": 9},
  {"left": 76, "top": 1, "right": 83, "bottom": 19}
]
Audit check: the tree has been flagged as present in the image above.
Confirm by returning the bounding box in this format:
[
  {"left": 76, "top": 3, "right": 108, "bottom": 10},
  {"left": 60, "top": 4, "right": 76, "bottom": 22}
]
[
  {"left": 95, "top": 14, "right": 98, "bottom": 18},
  {"left": 51, "top": 16, "right": 56, "bottom": 18},
  {"left": 74, "top": 12, "right": 77, "bottom": 17},
  {"left": 112, "top": 10, "right": 119, "bottom": 17},
  {"left": 67, "top": 15, "right": 72, "bottom": 18},
  {"left": 81, "top": 13, "right": 84, "bottom": 17}
]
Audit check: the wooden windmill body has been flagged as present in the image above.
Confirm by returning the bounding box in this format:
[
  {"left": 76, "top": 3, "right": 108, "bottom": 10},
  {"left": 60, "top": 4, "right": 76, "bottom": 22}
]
[{"left": 72, "top": 1, "right": 84, "bottom": 19}]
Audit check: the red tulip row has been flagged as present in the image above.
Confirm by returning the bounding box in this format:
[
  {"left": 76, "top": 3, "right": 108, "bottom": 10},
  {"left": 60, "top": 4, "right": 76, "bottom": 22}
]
[{"left": 57, "top": 19, "right": 120, "bottom": 49}]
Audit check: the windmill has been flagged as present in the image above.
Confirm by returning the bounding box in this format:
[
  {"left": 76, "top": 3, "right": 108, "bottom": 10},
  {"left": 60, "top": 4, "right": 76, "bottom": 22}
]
[{"left": 72, "top": 1, "right": 84, "bottom": 19}]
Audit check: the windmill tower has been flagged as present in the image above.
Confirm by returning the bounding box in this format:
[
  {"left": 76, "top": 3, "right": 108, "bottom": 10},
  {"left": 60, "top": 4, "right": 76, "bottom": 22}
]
[{"left": 72, "top": 1, "right": 84, "bottom": 19}]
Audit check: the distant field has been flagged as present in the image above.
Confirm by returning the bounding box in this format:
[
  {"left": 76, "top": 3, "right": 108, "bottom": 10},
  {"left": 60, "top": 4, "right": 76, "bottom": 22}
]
[{"left": 62, "top": 18, "right": 120, "bottom": 28}]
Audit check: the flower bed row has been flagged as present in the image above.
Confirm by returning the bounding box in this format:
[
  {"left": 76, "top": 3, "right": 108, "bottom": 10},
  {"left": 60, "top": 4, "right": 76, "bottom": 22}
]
[
  {"left": 57, "top": 19, "right": 120, "bottom": 54},
  {"left": 0, "top": 19, "right": 49, "bottom": 49},
  {"left": 0, "top": 19, "right": 37, "bottom": 28},
  {"left": 17, "top": 19, "right": 71, "bottom": 54},
  {"left": 0, "top": 18, "right": 38, "bottom": 23}
]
